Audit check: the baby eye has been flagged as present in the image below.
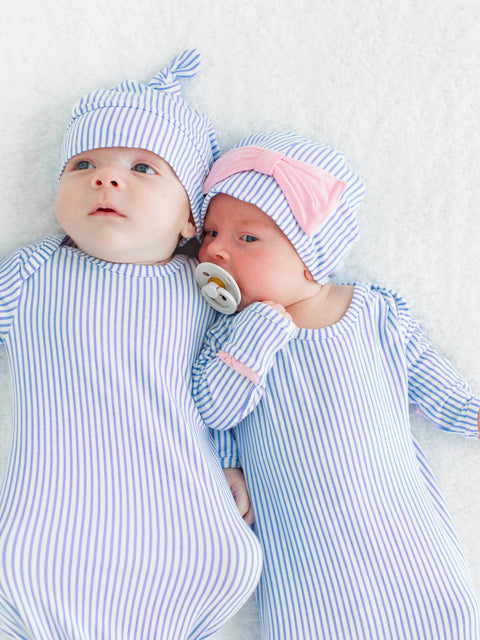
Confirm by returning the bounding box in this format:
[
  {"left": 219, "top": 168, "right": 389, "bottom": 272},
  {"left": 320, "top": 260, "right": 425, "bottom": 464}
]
[
  {"left": 75, "top": 160, "right": 95, "bottom": 171},
  {"left": 240, "top": 234, "right": 258, "bottom": 243},
  {"left": 205, "top": 230, "right": 218, "bottom": 238},
  {"left": 133, "top": 163, "right": 155, "bottom": 174}
]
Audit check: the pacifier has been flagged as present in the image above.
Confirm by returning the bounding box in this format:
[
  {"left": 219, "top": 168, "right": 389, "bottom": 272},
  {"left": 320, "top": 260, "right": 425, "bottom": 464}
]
[{"left": 195, "top": 262, "right": 241, "bottom": 315}]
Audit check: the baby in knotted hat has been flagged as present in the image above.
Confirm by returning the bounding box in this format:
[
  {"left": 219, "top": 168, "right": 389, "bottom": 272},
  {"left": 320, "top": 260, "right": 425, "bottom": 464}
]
[
  {"left": 0, "top": 52, "right": 263, "bottom": 640},
  {"left": 193, "top": 132, "right": 480, "bottom": 639}
]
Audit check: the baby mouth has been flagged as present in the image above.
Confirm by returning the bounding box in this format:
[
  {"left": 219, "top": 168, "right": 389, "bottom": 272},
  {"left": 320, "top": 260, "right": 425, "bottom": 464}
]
[{"left": 89, "top": 207, "right": 125, "bottom": 217}]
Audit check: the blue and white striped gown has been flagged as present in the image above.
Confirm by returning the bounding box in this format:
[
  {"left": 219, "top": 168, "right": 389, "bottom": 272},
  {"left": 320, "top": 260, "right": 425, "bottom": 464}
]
[
  {"left": 193, "top": 285, "right": 480, "bottom": 640},
  {"left": 0, "top": 235, "right": 262, "bottom": 640}
]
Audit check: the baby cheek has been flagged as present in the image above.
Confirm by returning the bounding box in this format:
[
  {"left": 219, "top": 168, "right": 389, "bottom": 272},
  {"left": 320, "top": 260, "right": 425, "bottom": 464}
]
[
  {"left": 236, "top": 267, "right": 260, "bottom": 296},
  {"left": 198, "top": 241, "right": 210, "bottom": 262}
]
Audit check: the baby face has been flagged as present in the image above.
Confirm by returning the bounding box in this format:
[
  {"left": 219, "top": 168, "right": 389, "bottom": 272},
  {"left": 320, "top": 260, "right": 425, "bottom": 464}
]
[
  {"left": 55, "top": 147, "right": 194, "bottom": 265},
  {"left": 199, "top": 194, "right": 309, "bottom": 311}
]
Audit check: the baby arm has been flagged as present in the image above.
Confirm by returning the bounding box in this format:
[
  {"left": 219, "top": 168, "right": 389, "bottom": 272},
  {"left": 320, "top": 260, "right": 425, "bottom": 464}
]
[
  {"left": 391, "top": 291, "right": 480, "bottom": 438},
  {"left": 192, "top": 302, "right": 296, "bottom": 430}
]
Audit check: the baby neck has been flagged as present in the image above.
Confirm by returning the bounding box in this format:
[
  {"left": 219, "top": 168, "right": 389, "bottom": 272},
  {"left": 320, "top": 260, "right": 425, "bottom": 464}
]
[{"left": 286, "top": 283, "right": 354, "bottom": 330}]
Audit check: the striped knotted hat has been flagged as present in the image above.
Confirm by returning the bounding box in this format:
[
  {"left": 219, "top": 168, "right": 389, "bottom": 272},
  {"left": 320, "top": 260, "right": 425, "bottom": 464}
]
[
  {"left": 201, "top": 132, "right": 365, "bottom": 282},
  {"left": 60, "top": 49, "right": 219, "bottom": 239}
]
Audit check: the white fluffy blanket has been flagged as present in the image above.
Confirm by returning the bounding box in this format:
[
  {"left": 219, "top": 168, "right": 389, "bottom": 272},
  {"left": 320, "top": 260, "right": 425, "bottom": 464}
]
[{"left": 1, "top": 1, "right": 479, "bottom": 638}]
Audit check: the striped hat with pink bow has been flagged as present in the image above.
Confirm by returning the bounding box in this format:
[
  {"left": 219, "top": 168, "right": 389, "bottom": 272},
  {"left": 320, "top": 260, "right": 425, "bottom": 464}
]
[{"left": 201, "top": 132, "right": 365, "bottom": 282}]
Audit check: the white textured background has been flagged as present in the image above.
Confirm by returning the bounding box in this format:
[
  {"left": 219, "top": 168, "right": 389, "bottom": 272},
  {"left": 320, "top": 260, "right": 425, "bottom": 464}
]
[{"left": 0, "top": 1, "right": 479, "bottom": 638}]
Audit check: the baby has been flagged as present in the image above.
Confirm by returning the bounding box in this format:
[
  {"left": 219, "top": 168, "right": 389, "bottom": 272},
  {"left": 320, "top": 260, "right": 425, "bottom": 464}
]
[
  {"left": 0, "top": 50, "right": 261, "bottom": 639},
  {"left": 192, "top": 131, "right": 480, "bottom": 639}
]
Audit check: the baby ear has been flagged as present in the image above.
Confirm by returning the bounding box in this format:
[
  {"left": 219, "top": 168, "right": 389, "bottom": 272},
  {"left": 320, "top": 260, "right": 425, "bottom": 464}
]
[
  {"left": 304, "top": 268, "right": 315, "bottom": 282},
  {"left": 181, "top": 215, "right": 196, "bottom": 240}
]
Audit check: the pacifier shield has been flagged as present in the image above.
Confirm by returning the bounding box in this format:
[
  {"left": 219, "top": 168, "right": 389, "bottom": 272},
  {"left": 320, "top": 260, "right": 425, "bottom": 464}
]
[{"left": 195, "top": 263, "right": 241, "bottom": 315}]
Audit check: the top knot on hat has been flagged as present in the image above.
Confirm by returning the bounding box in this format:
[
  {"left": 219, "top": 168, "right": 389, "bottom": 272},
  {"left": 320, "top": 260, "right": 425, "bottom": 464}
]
[
  {"left": 60, "top": 49, "right": 219, "bottom": 240},
  {"left": 148, "top": 49, "right": 201, "bottom": 94}
]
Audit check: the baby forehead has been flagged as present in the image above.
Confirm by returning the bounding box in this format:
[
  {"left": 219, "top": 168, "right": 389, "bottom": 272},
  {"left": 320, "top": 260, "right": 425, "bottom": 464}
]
[
  {"left": 206, "top": 193, "right": 272, "bottom": 224},
  {"left": 68, "top": 146, "right": 165, "bottom": 162}
]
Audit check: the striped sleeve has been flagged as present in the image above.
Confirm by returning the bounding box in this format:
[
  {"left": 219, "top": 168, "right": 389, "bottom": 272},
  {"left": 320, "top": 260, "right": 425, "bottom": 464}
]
[
  {"left": 386, "top": 289, "right": 480, "bottom": 437},
  {"left": 0, "top": 249, "right": 26, "bottom": 344},
  {"left": 0, "top": 237, "right": 63, "bottom": 345},
  {"left": 210, "top": 428, "right": 240, "bottom": 469},
  {"left": 192, "top": 302, "right": 296, "bottom": 429}
]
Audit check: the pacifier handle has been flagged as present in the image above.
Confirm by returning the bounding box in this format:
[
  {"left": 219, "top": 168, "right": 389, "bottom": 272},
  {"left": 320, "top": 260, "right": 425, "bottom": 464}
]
[{"left": 195, "top": 263, "right": 241, "bottom": 315}]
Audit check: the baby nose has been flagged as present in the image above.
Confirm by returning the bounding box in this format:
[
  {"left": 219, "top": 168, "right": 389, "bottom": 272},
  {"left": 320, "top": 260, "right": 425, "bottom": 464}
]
[
  {"left": 206, "top": 237, "right": 229, "bottom": 261},
  {"left": 92, "top": 166, "right": 122, "bottom": 188},
  {"left": 95, "top": 178, "right": 118, "bottom": 187}
]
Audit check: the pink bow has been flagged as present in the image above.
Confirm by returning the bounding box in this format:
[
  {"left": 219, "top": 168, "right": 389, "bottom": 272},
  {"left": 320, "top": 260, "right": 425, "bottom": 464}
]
[{"left": 203, "top": 146, "right": 347, "bottom": 235}]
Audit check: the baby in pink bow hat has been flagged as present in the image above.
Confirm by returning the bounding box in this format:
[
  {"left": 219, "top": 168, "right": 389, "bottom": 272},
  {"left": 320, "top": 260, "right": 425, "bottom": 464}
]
[{"left": 193, "top": 131, "right": 480, "bottom": 640}]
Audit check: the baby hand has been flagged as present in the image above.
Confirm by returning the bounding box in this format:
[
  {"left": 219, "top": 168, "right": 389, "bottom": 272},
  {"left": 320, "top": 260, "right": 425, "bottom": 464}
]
[
  {"left": 223, "top": 467, "right": 255, "bottom": 526},
  {"left": 261, "top": 300, "right": 293, "bottom": 322}
]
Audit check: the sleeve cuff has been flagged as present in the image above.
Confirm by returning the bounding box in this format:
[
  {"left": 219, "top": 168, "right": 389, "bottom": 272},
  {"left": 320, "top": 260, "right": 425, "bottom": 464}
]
[
  {"left": 222, "top": 302, "right": 297, "bottom": 373},
  {"left": 218, "top": 456, "right": 241, "bottom": 469},
  {"left": 463, "top": 397, "right": 480, "bottom": 438}
]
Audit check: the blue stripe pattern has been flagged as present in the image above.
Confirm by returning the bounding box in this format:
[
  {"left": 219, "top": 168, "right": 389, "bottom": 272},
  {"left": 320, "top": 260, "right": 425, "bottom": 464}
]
[
  {"left": 193, "top": 285, "right": 480, "bottom": 639},
  {"left": 0, "top": 236, "right": 262, "bottom": 639}
]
